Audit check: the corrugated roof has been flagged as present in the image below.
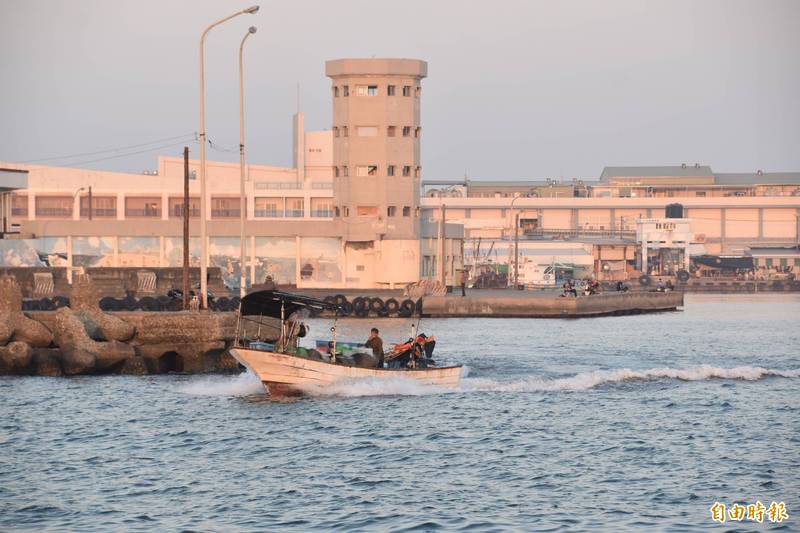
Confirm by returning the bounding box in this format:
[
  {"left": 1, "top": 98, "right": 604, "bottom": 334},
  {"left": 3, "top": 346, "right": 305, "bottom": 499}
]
[
  {"left": 599, "top": 165, "right": 713, "bottom": 182},
  {"left": 713, "top": 172, "right": 800, "bottom": 186}
]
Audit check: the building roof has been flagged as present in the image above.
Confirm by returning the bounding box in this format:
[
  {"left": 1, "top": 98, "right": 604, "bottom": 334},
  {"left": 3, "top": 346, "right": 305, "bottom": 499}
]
[
  {"left": 748, "top": 247, "right": 800, "bottom": 257},
  {"left": 599, "top": 165, "right": 713, "bottom": 182},
  {"left": 713, "top": 172, "right": 800, "bottom": 186}
]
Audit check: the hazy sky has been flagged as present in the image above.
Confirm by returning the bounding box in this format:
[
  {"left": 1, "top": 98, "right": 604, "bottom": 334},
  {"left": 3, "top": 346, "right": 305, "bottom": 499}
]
[{"left": 1, "top": 0, "right": 798, "bottom": 180}]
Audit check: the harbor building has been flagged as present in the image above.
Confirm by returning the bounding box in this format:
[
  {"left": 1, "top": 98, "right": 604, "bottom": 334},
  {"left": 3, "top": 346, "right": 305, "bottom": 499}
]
[{"left": 2, "top": 58, "right": 800, "bottom": 290}]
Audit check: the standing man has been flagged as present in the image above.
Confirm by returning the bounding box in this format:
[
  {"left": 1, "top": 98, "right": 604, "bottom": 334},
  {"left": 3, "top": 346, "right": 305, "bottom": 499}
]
[
  {"left": 459, "top": 268, "right": 468, "bottom": 297},
  {"left": 365, "top": 327, "right": 384, "bottom": 368}
]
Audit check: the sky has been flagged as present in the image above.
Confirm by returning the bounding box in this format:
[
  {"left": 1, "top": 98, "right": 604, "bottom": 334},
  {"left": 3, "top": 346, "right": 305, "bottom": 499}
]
[{"left": 1, "top": 0, "right": 798, "bottom": 180}]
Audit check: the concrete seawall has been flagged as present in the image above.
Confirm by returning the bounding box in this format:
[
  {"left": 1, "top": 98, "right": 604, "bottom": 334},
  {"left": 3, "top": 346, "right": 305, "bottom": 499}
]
[{"left": 421, "top": 291, "right": 684, "bottom": 318}]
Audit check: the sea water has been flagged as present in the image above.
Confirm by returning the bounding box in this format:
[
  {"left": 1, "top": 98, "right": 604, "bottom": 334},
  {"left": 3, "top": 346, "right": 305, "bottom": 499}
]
[{"left": 1, "top": 294, "right": 799, "bottom": 531}]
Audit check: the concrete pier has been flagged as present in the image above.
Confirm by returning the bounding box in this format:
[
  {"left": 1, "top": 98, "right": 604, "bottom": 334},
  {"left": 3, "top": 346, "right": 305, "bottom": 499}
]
[{"left": 421, "top": 291, "right": 684, "bottom": 318}]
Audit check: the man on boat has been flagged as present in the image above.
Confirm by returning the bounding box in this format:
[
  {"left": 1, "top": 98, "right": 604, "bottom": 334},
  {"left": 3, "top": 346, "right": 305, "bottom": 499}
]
[{"left": 365, "top": 327, "right": 384, "bottom": 368}]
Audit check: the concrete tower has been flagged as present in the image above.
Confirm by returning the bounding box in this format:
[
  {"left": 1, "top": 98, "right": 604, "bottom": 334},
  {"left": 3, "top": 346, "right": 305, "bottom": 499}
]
[{"left": 326, "top": 58, "right": 427, "bottom": 241}]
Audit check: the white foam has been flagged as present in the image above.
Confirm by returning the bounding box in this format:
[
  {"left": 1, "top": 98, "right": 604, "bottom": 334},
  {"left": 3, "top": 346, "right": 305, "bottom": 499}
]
[
  {"left": 178, "top": 370, "right": 265, "bottom": 396},
  {"left": 460, "top": 365, "right": 800, "bottom": 392}
]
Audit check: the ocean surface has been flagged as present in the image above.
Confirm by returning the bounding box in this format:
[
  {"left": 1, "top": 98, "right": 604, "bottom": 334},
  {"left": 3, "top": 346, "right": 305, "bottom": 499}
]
[{"left": 2, "top": 293, "right": 799, "bottom": 532}]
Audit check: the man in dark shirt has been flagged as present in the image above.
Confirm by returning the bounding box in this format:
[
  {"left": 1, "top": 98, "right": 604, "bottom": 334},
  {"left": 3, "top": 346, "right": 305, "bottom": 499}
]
[{"left": 365, "top": 327, "right": 384, "bottom": 368}]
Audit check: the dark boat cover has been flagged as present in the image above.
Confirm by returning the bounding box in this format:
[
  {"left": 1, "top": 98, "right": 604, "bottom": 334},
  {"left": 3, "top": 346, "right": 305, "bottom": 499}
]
[
  {"left": 693, "top": 255, "right": 754, "bottom": 270},
  {"left": 239, "top": 290, "right": 339, "bottom": 318}
]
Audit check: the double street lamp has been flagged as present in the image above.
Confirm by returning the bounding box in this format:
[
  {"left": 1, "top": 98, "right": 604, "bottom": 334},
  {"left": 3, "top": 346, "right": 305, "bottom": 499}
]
[
  {"left": 238, "top": 26, "right": 257, "bottom": 298},
  {"left": 198, "top": 5, "right": 259, "bottom": 309}
]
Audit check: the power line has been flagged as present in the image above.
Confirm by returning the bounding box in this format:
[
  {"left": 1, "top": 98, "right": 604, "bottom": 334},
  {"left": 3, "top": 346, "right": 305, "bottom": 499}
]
[
  {"left": 21, "top": 132, "right": 197, "bottom": 164},
  {"left": 59, "top": 139, "right": 198, "bottom": 167}
]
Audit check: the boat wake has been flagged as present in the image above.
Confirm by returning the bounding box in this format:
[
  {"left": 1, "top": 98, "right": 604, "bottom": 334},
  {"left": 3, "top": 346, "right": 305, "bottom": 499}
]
[
  {"left": 298, "top": 376, "right": 449, "bottom": 397},
  {"left": 178, "top": 371, "right": 264, "bottom": 396},
  {"left": 461, "top": 365, "right": 800, "bottom": 392}
]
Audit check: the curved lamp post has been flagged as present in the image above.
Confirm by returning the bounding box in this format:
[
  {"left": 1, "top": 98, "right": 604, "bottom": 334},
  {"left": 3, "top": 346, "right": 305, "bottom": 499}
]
[
  {"left": 238, "top": 26, "right": 257, "bottom": 298},
  {"left": 198, "top": 5, "right": 259, "bottom": 309}
]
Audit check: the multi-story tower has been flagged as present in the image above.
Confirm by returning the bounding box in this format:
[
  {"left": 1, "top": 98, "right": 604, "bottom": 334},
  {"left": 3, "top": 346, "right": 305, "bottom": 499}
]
[
  {"left": 325, "top": 58, "right": 427, "bottom": 287},
  {"left": 326, "top": 58, "right": 427, "bottom": 241}
]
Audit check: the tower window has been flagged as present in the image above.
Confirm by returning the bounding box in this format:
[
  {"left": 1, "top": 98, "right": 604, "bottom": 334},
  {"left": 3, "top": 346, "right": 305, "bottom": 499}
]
[
  {"left": 333, "top": 126, "right": 339, "bottom": 137},
  {"left": 387, "top": 206, "right": 397, "bottom": 217},
  {"left": 387, "top": 165, "right": 395, "bottom": 177},
  {"left": 342, "top": 126, "right": 348, "bottom": 137},
  {"left": 343, "top": 166, "right": 349, "bottom": 177},
  {"left": 402, "top": 86, "right": 411, "bottom": 96},
  {"left": 343, "top": 206, "right": 350, "bottom": 217},
  {"left": 335, "top": 206, "right": 341, "bottom": 217},
  {"left": 333, "top": 86, "right": 339, "bottom": 97},
  {"left": 387, "top": 126, "right": 396, "bottom": 137},
  {"left": 357, "top": 206, "right": 377, "bottom": 216},
  {"left": 356, "top": 85, "right": 378, "bottom": 96},
  {"left": 402, "top": 206, "right": 411, "bottom": 217},
  {"left": 402, "top": 165, "right": 411, "bottom": 177},
  {"left": 387, "top": 85, "right": 396, "bottom": 96},
  {"left": 402, "top": 126, "right": 411, "bottom": 137},
  {"left": 414, "top": 127, "right": 421, "bottom": 138},
  {"left": 415, "top": 86, "right": 421, "bottom": 98},
  {"left": 334, "top": 166, "right": 340, "bottom": 177},
  {"left": 343, "top": 85, "right": 349, "bottom": 96},
  {"left": 415, "top": 166, "right": 421, "bottom": 178},
  {"left": 356, "top": 165, "right": 378, "bottom": 177}
]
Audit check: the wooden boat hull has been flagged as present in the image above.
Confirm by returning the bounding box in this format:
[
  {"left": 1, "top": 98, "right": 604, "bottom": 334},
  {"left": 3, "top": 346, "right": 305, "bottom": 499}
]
[{"left": 230, "top": 347, "right": 462, "bottom": 396}]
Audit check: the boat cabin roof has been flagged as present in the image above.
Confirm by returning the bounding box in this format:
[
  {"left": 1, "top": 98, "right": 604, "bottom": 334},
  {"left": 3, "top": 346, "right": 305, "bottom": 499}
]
[{"left": 239, "top": 290, "right": 339, "bottom": 318}]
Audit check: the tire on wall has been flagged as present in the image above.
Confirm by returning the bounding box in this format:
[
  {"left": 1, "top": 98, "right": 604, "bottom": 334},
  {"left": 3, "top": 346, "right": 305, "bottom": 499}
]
[
  {"left": 639, "top": 275, "right": 651, "bottom": 286},
  {"left": 384, "top": 298, "right": 400, "bottom": 316},
  {"left": 676, "top": 270, "right": 690, "bottom": 282},
  {"left": 398, "top": 299, "right": 415, "bottom": 318}
]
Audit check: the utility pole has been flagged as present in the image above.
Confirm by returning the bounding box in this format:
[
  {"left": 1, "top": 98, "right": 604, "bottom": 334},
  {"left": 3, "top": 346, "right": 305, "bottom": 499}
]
[
  {"left": 183, "top": 146, "right": 190, "bottom": 310},
  {"left": 514, "top": 211, "right": 520, "bottom": 288},
  {"left": 438, "top": 202, "right": 446, "bottom": 286}
]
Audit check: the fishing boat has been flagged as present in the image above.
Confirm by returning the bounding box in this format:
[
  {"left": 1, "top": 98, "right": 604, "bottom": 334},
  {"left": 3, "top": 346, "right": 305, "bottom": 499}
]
[{"left": 229, "top": 290, "right": 463, "bottom": 396}]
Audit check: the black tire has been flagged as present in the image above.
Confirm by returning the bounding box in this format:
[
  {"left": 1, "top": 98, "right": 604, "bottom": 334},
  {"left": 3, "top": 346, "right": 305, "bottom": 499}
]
[
  {"left": 122, "top": 296, "right": 139, "bottom": 311},
  {"left": 384, "top": 298, "right": 400, "bottom": 316},
  {"left": 23, "top": 299, "right": 40, "bottom": 311},
  {"left": 51, "top": 295, "right": 70, "bottom": 309},
  {"left": 323, "top": 296, "right": 337, "bottom": 307},
  {"left": 39, "top": 297, "right": 55, "bottom": 311},
  {"left": 138, "top": 296, "right": 161, "bottom": 311},
  {"left": 676, "top": 270, "right": 690, "bottom": 282},
  {"left": 334, "top": 294, "right": 348, "bottom": 306},
  {"left": 216, "top": 297, "right": 231, "bottom": 312},
  {"left": 415, "top": 298, "right": 424, "bottom": 316},
  {"left": 355, "top": 307, "right": 369, "bottom": 318},
  {"left": 368, "top": 297, "right": 384, "bottom": 313},
  {"left": 352, "top": 296, "right": 367, "bottom": 312},
  {"left": 157, "top": 295, "right": 171, "bottom": 309},
  {"left": 639, "top": 275, "right": 651, "bottom": 286},
  {"left": 230, "top": 296, "right": 241, "bottom": 311},
  {"left": 399, "top": 299, "right": 415, "bottom": 318},
  {"left": 339, "top": 301, "right": 353, "bottom": 316}
]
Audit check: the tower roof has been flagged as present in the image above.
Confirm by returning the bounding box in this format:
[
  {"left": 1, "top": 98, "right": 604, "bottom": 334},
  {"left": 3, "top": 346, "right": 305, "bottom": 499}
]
[{"left": 325, "top": 58, "right": 427, "bottom": 78}]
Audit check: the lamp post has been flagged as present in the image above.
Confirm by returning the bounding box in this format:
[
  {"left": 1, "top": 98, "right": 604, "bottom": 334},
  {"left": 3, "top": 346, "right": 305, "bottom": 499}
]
[
  {"left": 238, "top": 26, "right": 256, "bottom": 299},
  {"left": 511, "top": 196, "right": 521, "bottom": 288},
  {"left": 198, "top": 5, "right": 259, "bottom": 309}
]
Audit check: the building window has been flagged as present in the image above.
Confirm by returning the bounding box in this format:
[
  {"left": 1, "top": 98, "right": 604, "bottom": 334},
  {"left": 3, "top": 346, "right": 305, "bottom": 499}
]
[
  {"left": 402, "top": 206, "right": 411, "bottom": 216},
  {"left": 414, "top": 127, "right": 421, "bottom": 138},
  {"left": 11, "top": 194, "right": 27, "bottom": 217},
  {"left": 35, "top": 196, "right": 72, "bottom": 218},
  {"left": 80, "top": 195, "right": 117, "bottom": 218},
  {"left": 286, "top": 198, "right": 304, "bottom": 218},
  {"left": 387, "top": 165, "right": 395, "bottom": 177},
  {"left": 402, "top": 126, "right": 411, "bottom": 137},
  {"left": 254, "top": 197, "right": 282, "bottom": 217},
  {"left": 356, "top": 85, "right": 378, "bottom": 96},
  {"left": 387, "top": 126, "right": 396, "bottom": 137},
  {"left": 169, "top": 197, "right": 200, "bottom": 218},
  {"left": 415, "top": 86, "right": 421, "bottom": 97},
  {"left": 356, "top": 165, "right": 378, "bottom": 177},
  {"left": 414, "top": 166, "right": 421, "bottom": 178},
  {"left": 343, "top": 166, "right": 349, "bottom": 177},
  {"left": 387, "top": 206, "right": 396, "bottom": 217},
  {"left": 765, "top": 258, "right": 773, "bottom": 267},
  {"left": 343, "top": 206, "right": 350, "bottom": 217},
  {"left": 402, "top": 165, "right": 411, "bottom": 177},
  {"left": 334, "top": 206, "right": 341, "bottom": 217},
  {"left": 343, "top": 85, "right": 349, "bottom": 96},
  {"left": 211, "top": 197, "right": 242, "bottom": 218},
  {"left": 125, "top": 197, "right": 161, "bottom": 218},
  {"left": 333, "top": 86, "right": 339, "bottom": 97},
  {"left": 402, "top": 85, "right": 411, "bottom": 96},
  {"left": 342, "top": 126, "right": 348, "bottom": 137},
  {"left": 311, "top": 199, "right": 333, "bottom": 218},
  {"left": 357, "top": 206, "right": 377, "bottom": 216},
  {"left": 695, "top": 191, "right": 706, "bottom": 197},
  {"left": 387, "top": 85, "right": 396, "bottom": 96},
  {"left": 357, "top": 126, "right": 378, "bottom": 137},
  {"left": 334, "top": 166, "right": 340, "bottom": 177},
  {"left": 333, "top": 126, "right": 339, "bottom": 137}
]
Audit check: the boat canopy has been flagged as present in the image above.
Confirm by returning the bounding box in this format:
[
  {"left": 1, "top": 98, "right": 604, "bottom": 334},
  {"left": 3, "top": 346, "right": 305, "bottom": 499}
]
[{"left": 239, "top": 290, "right": 339, "bottom": 318}]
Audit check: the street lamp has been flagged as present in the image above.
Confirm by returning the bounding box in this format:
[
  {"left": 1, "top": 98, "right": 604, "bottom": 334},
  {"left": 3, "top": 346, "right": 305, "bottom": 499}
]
[
  {"left": 238, "top": 26, "right": 257, "bottom": 298},
  {"left": 198, "top": 5, "right": 259, "bottom": 309},
  {"left": 510, "top": 195, "right": 521, "bottom": 288}
]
